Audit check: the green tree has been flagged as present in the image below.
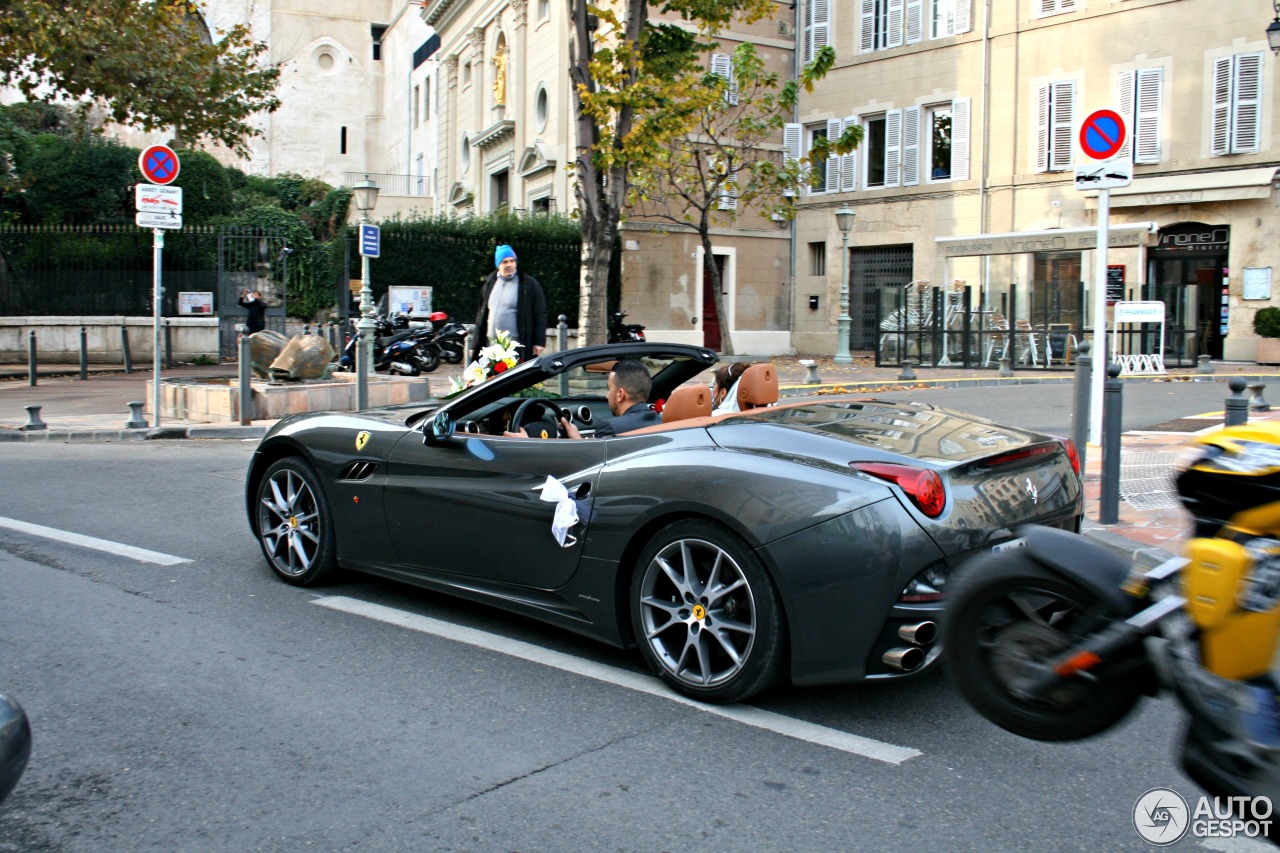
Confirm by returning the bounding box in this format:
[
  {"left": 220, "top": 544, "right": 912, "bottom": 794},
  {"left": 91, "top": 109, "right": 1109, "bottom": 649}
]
[
  {"left": 0, "top": 0, "right": 280, "bottom": 154},
  {"left": 17, "top": 134, "right": 136, "bottom": 225},
  {"left": 629, "top": 43, "right": 855, "bottom": 355},
  {"left": 570, "top": 0, "right": 774, "bottom": 344},
  {"left": 171, "top": 149, "right": 236, "bottom": 224}
]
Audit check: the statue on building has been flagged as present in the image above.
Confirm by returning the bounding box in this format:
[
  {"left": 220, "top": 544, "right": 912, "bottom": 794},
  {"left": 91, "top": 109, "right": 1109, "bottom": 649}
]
[{"left": 492, "top": 44, "right": 508, "bottom": 106}]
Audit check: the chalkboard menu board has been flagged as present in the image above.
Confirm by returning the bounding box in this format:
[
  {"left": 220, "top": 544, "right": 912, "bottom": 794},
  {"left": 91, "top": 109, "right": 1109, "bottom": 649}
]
[{"left": 1106, "top": 265, "right": 1125, "bottom": 303}]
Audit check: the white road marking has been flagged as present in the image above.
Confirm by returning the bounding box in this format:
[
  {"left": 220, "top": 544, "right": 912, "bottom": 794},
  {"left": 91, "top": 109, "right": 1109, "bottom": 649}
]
[
  {"left": 0, "top": 516, "right": 191, "bottom": 566},
  {"left": 313, "top": 595, "right": 921, "bottom": 765}
]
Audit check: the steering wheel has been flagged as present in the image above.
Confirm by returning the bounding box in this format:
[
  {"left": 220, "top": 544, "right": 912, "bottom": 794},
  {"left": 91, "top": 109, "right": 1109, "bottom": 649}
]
[{"left": 509, "top": 398, "right": 564, "bottom": 439}]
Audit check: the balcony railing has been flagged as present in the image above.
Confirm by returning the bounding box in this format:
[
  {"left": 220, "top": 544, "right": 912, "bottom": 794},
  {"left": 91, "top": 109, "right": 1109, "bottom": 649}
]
[{"left": 342, "top": 172, "right": 429, "bottom": 197}]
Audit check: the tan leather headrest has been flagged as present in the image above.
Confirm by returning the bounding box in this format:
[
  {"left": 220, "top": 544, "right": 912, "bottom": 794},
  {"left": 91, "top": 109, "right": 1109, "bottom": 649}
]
[
  {"left": 662, "top": 385, "right": 713, "bottom": 423},
  {"left": 737, "top": 364, "right": 778, "bottom": 409}
]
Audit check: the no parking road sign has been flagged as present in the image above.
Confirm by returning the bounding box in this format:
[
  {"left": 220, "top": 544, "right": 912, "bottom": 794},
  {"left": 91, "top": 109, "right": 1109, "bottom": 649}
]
[
  {"left": 138, "top": 145, "right": 180, "bottom": 185},
  {"left": 1079, "top": 109, "right": 1127, "bottom": 160}
]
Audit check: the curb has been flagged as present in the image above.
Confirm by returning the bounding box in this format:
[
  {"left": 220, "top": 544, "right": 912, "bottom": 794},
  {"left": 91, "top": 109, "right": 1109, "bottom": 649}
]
[
  {"left": 1081, "top": 520, "right": 1178, "bottom": 568},
  {"left": 0, "top": 425, "right": 268, "bottom": 442}
]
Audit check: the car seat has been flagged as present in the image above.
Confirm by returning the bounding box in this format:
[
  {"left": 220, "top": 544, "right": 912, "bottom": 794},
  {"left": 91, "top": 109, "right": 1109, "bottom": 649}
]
[
  {"left": 736, "top": 364, "right": 778, "bottom": 409},
  {"left": 662, "top": 385, "right": 713, "bottom": 423}
]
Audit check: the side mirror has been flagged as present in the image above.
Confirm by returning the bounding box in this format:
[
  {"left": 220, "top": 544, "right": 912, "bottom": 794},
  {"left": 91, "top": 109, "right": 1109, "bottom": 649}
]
[
  {"left": 427, "top": 409, "right": 455, "bottom": 443},
  {"left": 0, "top": 692, "right": 31, "bottom": 804}
]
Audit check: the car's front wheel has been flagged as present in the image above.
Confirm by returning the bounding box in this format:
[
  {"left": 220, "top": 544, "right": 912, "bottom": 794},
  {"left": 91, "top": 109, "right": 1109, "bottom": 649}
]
[
  {"left": 254, "top": 457, "right": 338, "bottom": 586},
  {"left": 631, "top": 520, "right": 786, "bottom": 703}
]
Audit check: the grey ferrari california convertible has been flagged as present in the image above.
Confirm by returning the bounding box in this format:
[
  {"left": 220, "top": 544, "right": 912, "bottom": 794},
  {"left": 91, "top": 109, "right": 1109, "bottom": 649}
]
[{"left": 246, "top": 342, "right": 1082, "bottom": 703}]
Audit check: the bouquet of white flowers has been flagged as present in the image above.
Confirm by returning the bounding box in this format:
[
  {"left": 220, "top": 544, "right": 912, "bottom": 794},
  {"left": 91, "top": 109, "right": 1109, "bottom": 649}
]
[{"left": 445, "top": 330, "right": 521, "bottom": 396}]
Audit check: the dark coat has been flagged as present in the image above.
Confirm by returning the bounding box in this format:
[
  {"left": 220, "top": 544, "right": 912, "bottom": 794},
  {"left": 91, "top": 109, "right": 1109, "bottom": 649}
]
[
  {"left": 238, "top": 296, "right": 267, "bottom": 334},
  {"left": 593, "top": 403, "right": 661, "bottom": 437},
  {"left": 472, "top": 270, "right": 547, "bottom": 362}
]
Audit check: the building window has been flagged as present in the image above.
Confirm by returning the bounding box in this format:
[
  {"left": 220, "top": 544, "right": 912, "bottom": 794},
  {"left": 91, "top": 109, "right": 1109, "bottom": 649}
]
[
  {"left": 710, "top": 54, "right": 739, "bottom": 105},
  {"left": 927, "top": 106, "right": 952, "bottom": 180},
  {"left": 802, "top": 0, "right": 830, "bottom": 63},
  {"left": 413, "top": 85, "right": 421, "bottom": 126},
  {"left": 539, "top": 0, "right": 550, "bottom": 18},
  {"left": 1119, "top": 68, "right": 1162, "bottom": 164},
  {"left": 864, "top": 113, "right": 898, "bottom": 188},
  {"left": 492, "top": 170, "right": 509, "bottom": 212},
  {"left": 1211, "top": 53, "right": 1263, "bottom": 156},
  {"left": 424, "top": 78, "right": 431, "bottom": 120},
  {"left": 535, "top": 85, "right": 548, "bottom": 132},
  {"left": 461, "top": 135, "right": 470, "bottom": 171},
  {"left": 808, "top": 125, "right": 829, "bottom": 193},
  {"left": 532, "top": 195, "right": 553, "bottom": 215},
  {"left": 809, "top": 242, "right": 826, "bottom": 276},
  {"left": 1035, "top": 80, "right": 1075, "bottom": 172},
  {"left": 463, "top": 62, "right": 472, "bottom": 87},
  {"left": 340, "top": 126, "right": 347, "bottom": 155},
  {"left": 371, "top": 25, "right": 386, "bottom": 61},
  {"left": 860, "top": 0, "right": 903, "bottom": 53},
  {"left": 416, "top": 153, "right": 425, "bottom": 196},
  {"left": 1033, "top": 0, "right": 1077, "bottom": 17}
]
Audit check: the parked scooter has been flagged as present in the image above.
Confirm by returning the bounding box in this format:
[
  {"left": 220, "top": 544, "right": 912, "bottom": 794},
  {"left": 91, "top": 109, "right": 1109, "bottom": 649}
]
[
  {"left": 942, "top": 422, "right": 1280, "bottom": 839},
  {"left": 607, "top": 311, "right": 646, "bottom": 343},
  {"left": 421, "top": 311, "right": 467, "bottom": 364},
  {"left": 337, "top": 314, "right": 439, "bottom": 375}
]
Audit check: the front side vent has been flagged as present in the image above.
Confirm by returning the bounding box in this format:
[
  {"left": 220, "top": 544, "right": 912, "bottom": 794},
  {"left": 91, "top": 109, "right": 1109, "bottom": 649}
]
[{"left": 339, "top": 461, "right": 379, "bottom": 481}]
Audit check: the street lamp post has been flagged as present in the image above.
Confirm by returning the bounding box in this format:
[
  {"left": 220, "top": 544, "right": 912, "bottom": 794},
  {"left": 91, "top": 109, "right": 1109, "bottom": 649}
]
[
  {"left": 352, "top": 175, "right": 380, "bottom": 410},
  {"left": 833, "top": 205, "right": 856, "bottom": 364},
  {"left": 1268, "top": 0, "right": 1280, "bottom": 53}
]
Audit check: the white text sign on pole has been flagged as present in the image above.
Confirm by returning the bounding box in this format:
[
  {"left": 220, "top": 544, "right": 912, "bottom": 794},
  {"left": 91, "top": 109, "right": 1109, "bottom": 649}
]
[
  {"left": 135, "top": 184, "right": 183, "bottom": 214},
  {"left": 136, "top": 211, "right": 183, "bottom": 229}
]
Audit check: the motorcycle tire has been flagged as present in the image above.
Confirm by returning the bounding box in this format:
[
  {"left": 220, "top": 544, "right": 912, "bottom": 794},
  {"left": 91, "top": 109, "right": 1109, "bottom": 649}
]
[
  {"left": 942, "top": 550, "right": 1145, "bottom": 742},
  {"left": 443, "top": 349, "right": 463, "bottom": 364},
  {"left": 416, "top": 348, "right": 441, "bottom": 373}
]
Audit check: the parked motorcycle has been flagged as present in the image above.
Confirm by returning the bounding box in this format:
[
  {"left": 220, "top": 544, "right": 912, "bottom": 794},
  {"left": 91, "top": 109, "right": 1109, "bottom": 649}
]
[
  {"left": 943, "top": 422, "right": 1280, "bottom": 837},
  {"left": 337, "top": 314, "right": 439, "bottom": 375},
  {"left": 607, "top": 311, "right": 646, "bottom": 343},
  {"left": 422, "top": 311, "right": 467, "bottom": 364}
]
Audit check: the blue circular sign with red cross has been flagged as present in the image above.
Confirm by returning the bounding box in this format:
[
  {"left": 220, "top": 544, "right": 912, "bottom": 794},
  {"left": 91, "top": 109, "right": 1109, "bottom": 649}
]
[
  {"left": 138, "top": 145, "right": 180, "bottom": 185},
  {"left": 1079, "top": 109, "right": 1127, "bottom": 160}
]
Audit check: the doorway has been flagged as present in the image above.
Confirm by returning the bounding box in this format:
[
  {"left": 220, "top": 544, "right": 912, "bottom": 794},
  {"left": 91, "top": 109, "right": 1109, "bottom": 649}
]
[
  {"left": 1147, "top": 223, "right": 1231, "bottom": 364},
  {"left": 701, "top": 254, "right": 727, "bottom": 351}
]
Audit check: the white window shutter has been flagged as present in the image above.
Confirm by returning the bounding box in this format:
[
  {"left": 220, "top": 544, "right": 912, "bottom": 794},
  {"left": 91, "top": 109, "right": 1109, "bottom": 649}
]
[
  {"left": 1050, "top": 81, "right": 1075, "bottom": 171},
  {"left": 905, "top": 0, "right": 922, "bottom": 44},
  {"left": 955, "top": 0, "right": 971, "bottom": 34},
  {"left": 860, "top": 0, "right": 875, "bottom": 53},
  {"left": 1035, "top": 84, "right": 1051, "bottom": 172},
  {"left": 951, "top": 97, "right": 971, "bottom": 180},
  {"left": 826, "top": 118, "right": 843, "bottom": 193},
  {"left": 887, "top": 0, "right": 905, "bottom": 48},
  {"left": 784, "top": 123, "right": 803, "bottom": 164},
  {"left": 1060, "top": 0, "right": 1076, "bottom": 9},
  {"left": 1211, "top": 56, "right": 1232, "bottom": 156},
  {"left": 841, "top": 115, "right": 859, "bottom": 192},
  {"left": 1038, "top": 0, "right": 1056, "bottom": 14},
  {"left": 885, "top": 109, "right": 903, "bottom": 187},
  {"left": 1118, "top": 70, "right": 1136, "bottom": 160},
  {"left": 902, "top": 106, "right": 920, "bottom": 186},
  {"left": 812, "top": 0, "right": 830, "bottom": 58},
  {"left": 711, "top": 54, "right": 736, "bottom": 106},
  {"left": 1134, "top": 68, "right": 1162, "bottom": 164},
  {"left": 1233, "top": 53, "right": 1262, "bottom": 154}
]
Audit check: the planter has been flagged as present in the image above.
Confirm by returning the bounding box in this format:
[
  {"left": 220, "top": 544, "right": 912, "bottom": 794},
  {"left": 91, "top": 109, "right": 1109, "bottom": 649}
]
[{"left": 1258, "top": 337, "right": 1280, "bottom": 365}]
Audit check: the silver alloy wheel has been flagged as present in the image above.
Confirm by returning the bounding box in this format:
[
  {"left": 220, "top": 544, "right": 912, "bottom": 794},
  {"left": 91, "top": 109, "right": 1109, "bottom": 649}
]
[
  {"left": 258, "top": 467, "right": 322, "bottom": 577},
  {"left": 637, "top": 537, "right": 758, "bottom": 689}
]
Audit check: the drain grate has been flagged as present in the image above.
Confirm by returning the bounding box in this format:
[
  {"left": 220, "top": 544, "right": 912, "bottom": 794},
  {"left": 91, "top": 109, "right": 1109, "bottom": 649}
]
[{"left": 1119, "top": 450, "right": 1182, "bottom": 511}]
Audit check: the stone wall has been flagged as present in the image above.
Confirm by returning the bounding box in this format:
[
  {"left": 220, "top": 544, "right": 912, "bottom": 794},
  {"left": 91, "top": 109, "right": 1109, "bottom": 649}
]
[{"left": 0, "top": 317, "right": 220, "bottom": 364}]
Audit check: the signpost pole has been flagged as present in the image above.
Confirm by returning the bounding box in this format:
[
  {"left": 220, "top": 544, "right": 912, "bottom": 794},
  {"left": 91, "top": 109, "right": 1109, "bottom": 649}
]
[
  {"left": 1088, "top": 188, "right": 1110, "bottom": 445},
  {"left": 152, "top": 228, "right": 164, "bottom": 428}
]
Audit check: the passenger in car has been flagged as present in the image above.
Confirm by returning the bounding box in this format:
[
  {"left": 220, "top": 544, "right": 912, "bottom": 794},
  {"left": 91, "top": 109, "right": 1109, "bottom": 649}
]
[
  {"left": 563, "top": 358, "right": 660, "bottom": 438},
  {"left": 711, "top": 362, "right": 750, "bottom": 415}
]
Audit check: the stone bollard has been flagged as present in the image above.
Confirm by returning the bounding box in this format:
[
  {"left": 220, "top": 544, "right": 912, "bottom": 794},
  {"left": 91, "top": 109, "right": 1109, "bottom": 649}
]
[
  {"left": 1099, "top": 363, "right": 1124, "bottom": 525},
  {"left": 124, "top": 401, "right": 148, "bottom": 429},
  {"left": 22, "top": 405, "right": 47, "bottom": 431},
  {"left": 1250, "top": 383, "right": 1271, "bottom": 412},
  {"left": 998, "top": 356, "right": 1013, "bottom": 378},
  {"left": 898, "top": 359, "right": 917, "bottom": 381},
  {"left": 1225, "top": 377, "right": 1250, "bottom": 426},
  {"left": 798, "top": 359, "right": 821, "bottom": 384},
  {"left": 1195, "top": 354, "right": 1215, "bottom": 380}
]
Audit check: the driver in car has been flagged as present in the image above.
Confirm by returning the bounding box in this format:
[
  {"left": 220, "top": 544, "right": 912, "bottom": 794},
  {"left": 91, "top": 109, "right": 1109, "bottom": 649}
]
[{"left": 504, "top": 358, "right": 660, "bottom": 438}]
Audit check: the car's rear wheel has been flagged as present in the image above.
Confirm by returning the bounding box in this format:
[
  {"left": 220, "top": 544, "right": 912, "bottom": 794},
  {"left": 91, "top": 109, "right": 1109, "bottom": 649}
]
[
  {"left": 255, "top": 457, "right": 338, "bottom": 586},
  {"left": 631, "top": 520, "right": 786, "bottom": 703}
]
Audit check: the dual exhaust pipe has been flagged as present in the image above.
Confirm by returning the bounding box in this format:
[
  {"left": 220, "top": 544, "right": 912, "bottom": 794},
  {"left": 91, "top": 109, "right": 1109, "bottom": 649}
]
[{"left": 882, "top": 621, "right": 937, "bottom": 672}]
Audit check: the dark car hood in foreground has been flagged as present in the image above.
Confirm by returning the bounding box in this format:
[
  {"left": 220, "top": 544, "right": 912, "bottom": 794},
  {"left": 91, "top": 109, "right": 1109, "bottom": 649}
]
[{"left": 713, "top": 398, "right": 1054, "bottom": 464}]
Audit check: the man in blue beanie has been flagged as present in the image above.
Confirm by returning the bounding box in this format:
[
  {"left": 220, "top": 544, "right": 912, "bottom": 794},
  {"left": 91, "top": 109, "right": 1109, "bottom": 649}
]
[{"left": 472, "top": 244, "right": 547, "bottom": 362}]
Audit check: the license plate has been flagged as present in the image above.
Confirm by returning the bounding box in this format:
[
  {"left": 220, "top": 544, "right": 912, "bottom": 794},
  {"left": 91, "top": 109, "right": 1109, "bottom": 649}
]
[{"left": 993, "top": 537, "right": 1027, "bottom": 554}]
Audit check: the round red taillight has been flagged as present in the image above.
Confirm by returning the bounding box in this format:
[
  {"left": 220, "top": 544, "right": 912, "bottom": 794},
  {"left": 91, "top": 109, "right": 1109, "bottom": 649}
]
[{"left": 851, "top": 463, "right": 947, "bottom": 518}]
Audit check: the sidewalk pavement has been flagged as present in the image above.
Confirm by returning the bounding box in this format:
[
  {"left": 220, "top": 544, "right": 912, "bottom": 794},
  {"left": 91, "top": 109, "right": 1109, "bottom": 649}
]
[{"left": 3, "top": 353, "right": 1278, "bottom": 567}]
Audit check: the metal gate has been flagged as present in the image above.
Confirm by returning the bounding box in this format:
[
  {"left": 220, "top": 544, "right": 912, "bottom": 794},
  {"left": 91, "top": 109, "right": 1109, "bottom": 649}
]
[
  {"left": 851, "top": 245, "right": 914, "bottom": 350},
  {"left": 217, "top": 229, "right": 289, "bottom": 359}
]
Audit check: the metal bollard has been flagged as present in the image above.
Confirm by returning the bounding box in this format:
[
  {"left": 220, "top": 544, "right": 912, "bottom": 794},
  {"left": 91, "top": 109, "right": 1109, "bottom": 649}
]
[
  {"left": 238, "top": 325, "right": 253, "bottom": 426},
  {"left": 998, "top": 356, "right": 1013, "bottom": 378},
  {"left": 1250, "top": 383, "right": 1271, "bottom": 412},
  {"left": 558, "top": 315, "right": 569, "bottom": 396},
  {"left": 124, "top": 401, "right": 148, "bottom": 430},
  {"left": 27, "top": 330, "right": 36, "bottom": 387},
  {"left": 121, "top": 323, "right": 133, "bottom": 373},
  {"left": 22, "top": 405, "right": 46, "bottom": 431},
  {"left": 1225, "top": 377, "right": 1250, "bottom": 426},
  {"left": 304, "top": 323, "right": 311, "bottom": 336},
  {"left": 1099, "top": 362, "right": 1124, "bottom": 525},
  {"left": 79, "top": 326, "right": 88, "bottom": 380},
  {"left": 164, "top": 319, "right": 174, "bottom": 369},
  {"left": 898, "top": 359, "right": 917, "bottom": 381},
  {"left": 1071, "top": 340, "right": 1091, "bottom": 473}
]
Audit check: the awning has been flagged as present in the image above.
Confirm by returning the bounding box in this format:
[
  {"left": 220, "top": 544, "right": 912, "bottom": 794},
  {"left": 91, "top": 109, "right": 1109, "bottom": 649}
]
[
  {"left": 935, "top": 222, "right": 1160, "bottom": 258},
  {"left": 1083, "top": 167, "right": 1277, "bottom": 208}
]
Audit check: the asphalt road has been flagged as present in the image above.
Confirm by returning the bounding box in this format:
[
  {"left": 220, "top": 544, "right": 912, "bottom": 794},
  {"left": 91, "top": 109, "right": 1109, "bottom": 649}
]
[{"left": 0, "top": 384, "right": 1266, "bottom": 851}]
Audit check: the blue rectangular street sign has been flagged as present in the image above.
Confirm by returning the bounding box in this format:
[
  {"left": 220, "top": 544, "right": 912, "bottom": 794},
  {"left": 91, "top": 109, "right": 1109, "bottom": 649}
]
[{"left": 360, "top": 224, "right": 381, "bottom": 258}]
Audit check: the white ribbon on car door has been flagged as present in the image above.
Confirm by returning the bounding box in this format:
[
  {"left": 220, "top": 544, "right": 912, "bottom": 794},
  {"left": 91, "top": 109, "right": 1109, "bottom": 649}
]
[{"left": 538, "top": 476, "right": 579, "bottom": 548}]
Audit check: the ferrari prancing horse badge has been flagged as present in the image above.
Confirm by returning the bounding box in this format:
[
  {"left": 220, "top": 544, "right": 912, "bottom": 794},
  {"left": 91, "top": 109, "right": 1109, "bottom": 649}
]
[{"left": 355, "top": 431, "right": 371, "bottom": 452}]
